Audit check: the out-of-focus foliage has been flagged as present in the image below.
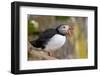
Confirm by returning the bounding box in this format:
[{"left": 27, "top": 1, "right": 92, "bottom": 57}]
[
  {"left": 55, "top": 16, "right": 70, "bottom": 21},
  {"left": 74, "top": 25, "right": 87, "bottom": 58},
  {"left": 28, "top": 19, "right": 39, "bottom": 35}
]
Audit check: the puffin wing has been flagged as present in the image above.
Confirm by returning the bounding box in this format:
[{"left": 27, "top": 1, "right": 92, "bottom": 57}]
[
  {"left": 37, "top": 29, "right": 57, "bottom": 43},
  {"left": 32, "top": 29, "right": 57, "bottom": 48},
  {"left": 31, "top": 29, "right": 57, "bottom": 49}
]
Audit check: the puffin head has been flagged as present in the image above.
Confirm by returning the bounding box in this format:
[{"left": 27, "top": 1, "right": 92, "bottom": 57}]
[{"left": 56, "top": 24, "right": 73, "bottom": 36}]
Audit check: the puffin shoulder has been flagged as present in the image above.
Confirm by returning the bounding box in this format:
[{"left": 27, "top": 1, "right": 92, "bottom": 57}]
[{"left": 38, "top": 29, "right": 57, "bottom": 40}]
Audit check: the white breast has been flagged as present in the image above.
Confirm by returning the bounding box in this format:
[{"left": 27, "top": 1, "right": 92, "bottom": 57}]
[{"left": 44, "top": 34, "right": 66, "bottom": 51}]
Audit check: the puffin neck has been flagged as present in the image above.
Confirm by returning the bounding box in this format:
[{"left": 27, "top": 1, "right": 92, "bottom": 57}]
[{"left": 56, "top": 28, "right": 65, "bottom": 36}]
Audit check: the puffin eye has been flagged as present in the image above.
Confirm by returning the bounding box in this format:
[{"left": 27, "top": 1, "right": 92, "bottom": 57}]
[{"left": 63, "top": 26, "right": 65, "bottom": 28}]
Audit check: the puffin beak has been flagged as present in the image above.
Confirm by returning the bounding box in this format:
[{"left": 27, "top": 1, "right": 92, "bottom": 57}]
[{"left": 66, "top": 26, "right": 73, "bottom": 36}]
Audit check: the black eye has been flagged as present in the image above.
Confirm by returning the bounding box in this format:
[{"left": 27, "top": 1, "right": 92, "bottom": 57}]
[{"left": 63, "top": 26, "right": 65, "bottom": 28}]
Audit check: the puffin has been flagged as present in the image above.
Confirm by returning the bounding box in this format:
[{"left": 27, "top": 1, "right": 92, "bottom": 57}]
[{"left": 31, "top": 24, "right": 73, "bottom": 56}]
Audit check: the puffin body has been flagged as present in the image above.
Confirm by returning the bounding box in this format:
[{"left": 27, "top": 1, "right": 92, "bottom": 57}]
[
  {"left": 31, "top": 24, "right": 73, "bottom": 53},
  {"left": 44, "top": 34, "right": 66, "bottom": 51}
]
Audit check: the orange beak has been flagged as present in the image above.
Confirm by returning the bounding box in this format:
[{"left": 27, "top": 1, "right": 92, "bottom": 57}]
[{"left": 66, "top": 26, "right": 74, "bottom": 36}]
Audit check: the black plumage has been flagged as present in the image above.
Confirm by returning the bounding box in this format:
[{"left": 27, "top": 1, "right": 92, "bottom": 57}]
[{"left": 31, "top": 29, "right": 58, "bottom": 49}]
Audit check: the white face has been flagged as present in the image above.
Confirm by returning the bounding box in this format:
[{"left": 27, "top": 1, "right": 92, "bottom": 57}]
[{"left": 58, "top": 25, "right": 70, "bottom": 35}]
